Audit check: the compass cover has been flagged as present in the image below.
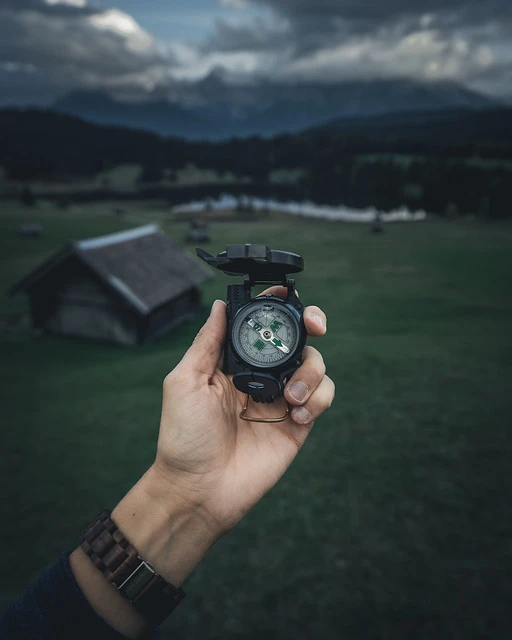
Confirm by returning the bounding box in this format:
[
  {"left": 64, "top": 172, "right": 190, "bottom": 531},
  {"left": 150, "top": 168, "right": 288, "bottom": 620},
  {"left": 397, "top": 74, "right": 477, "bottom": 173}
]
[{"left": 196, "top": 244, "right": 304, "bottom": 280}]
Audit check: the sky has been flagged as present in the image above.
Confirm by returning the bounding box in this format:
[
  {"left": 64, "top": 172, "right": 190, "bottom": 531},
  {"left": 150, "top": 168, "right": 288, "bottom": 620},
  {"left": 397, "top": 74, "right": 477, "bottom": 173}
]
[{"left": 0, "top": 0, "right": 511, "bottom": 106}]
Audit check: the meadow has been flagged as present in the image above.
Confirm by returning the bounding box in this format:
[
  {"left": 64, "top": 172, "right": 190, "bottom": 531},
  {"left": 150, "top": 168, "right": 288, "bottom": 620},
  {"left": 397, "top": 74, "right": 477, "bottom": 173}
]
[{"left": 1, "top": 200, "right": 511, "bottom": 639}]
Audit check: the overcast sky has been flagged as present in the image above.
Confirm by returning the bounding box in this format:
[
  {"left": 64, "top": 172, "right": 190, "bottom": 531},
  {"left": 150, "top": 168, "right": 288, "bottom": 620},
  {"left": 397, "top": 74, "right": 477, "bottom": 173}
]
[{"left": 0, "top": 0, "right": 511, "bottom": 105}]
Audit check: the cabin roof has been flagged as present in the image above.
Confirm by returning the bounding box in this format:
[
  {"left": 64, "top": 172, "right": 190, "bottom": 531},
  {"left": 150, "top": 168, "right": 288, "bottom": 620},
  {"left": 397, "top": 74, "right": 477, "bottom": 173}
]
[{"left": 10, "top": 224, "right": 213, "bottom": 315}]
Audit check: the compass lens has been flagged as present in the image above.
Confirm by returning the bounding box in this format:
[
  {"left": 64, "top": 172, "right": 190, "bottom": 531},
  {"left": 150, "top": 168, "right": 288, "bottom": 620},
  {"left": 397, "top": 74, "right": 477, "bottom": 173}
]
[{"left": 232, "top": 300, "right": 300, "bottom": 369}]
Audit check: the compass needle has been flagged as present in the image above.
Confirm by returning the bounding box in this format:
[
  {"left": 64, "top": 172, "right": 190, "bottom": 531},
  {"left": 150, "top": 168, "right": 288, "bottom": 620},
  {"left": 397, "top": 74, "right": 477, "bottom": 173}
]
[{"left": 271, "top": 337, "right": 290, "bottom": 354}]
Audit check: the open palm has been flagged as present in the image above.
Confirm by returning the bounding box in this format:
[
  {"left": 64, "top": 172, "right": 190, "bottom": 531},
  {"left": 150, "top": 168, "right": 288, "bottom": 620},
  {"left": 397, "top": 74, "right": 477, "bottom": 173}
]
[{"left": 155, "top": 292, "right": 334, "bottom": 534}]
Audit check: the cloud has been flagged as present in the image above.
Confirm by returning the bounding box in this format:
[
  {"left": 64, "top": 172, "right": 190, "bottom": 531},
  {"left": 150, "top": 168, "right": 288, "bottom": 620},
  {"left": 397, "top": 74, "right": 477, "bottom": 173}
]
[
  {"left": 203, "top": 0, "right": 512, "bottom": 96},
  {"left": 167, "top": 41, "right": 266, "bottom": 82},
  {"left": 208, "top": 0, "right": 512, "bottom": 54},
  {"left": 0, "top": 0, "right": 171, "bottom": 104},
  {"left": 281, "top": 28, "right": 498, "bottom": 85},
  {"left": 45, "top": 0, "right": 87, "bottom": 7},
  {"left": 203, "top": 14, "right": 289, "bottom": 53},
  {"left": 219, "top": 0, "right": 248, "bottom": 8},
  {"left": 0, "top": 0, "right": 510, "bottom": 103},
  {"left": 250, "top": 0, "right": 512, "bottom": 28},
  {"left": 0, "top": 0, "right": 97, "bottom": 17}
]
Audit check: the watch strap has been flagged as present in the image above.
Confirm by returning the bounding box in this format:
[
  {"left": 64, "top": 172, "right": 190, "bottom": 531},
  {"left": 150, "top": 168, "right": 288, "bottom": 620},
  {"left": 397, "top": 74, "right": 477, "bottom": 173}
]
[{"left": 79, "top": 510, "right": 185, "bottom": 625}]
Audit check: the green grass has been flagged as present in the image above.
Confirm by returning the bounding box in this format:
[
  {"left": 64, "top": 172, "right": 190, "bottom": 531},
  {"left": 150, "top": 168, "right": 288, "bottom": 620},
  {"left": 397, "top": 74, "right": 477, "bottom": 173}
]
[
  {"left": 1, "top": 201, "right": 512, "bottom": 639},
  {"left": 269, "top": 168, "right": 307, "bottom": 184},
  {"left": 355, "top": 152, "right": 512, "bottom": 171},
  {"left": 173, "top": 163, "right": 243, "bottom": 186},
  {"left": 95, "top": 163, "right": 143, "bottom": 189}
]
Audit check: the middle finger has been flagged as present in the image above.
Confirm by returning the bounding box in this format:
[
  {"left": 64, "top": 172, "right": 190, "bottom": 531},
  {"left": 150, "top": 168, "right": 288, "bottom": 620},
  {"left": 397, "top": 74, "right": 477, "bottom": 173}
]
[{"left": 284, "top": 345, "right": 326, "bottom": 406}]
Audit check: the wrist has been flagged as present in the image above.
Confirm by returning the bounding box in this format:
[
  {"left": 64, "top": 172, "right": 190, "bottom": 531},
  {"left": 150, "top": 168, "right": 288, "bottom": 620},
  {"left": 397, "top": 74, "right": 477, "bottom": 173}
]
[{"left": 111, "top": 465, "right": 222, "bottom": 587}]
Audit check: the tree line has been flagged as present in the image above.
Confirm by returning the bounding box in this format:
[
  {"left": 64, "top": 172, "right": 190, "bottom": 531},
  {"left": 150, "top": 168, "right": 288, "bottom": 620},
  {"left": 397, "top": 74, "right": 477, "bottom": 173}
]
[{"left": 1, "top": 108, "right": 512, "bottom": 218}]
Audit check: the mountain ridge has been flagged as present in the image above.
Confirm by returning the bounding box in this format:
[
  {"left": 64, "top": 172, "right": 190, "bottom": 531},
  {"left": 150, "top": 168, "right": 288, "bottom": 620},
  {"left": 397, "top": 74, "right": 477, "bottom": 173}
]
[{"left": 53, "top": 76, "right": 499, "bottom": 140}]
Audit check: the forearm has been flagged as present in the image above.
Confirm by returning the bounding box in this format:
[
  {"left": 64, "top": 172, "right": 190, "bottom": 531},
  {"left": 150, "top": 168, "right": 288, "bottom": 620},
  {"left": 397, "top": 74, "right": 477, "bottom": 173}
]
[
  {"left": 70, "top": 466, "right": 222, "bottom": 639},
  {"left": 69, "top": 548, "right": 148, "bottom": 639}
]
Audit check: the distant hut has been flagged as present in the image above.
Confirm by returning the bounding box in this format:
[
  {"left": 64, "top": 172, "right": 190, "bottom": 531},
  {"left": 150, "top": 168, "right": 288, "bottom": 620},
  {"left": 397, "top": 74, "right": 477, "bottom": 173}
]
[
  {"left": 20, "top": 185, "right": 36, "bottom": 207},
  {"left": 18, "top": 223, "right": 43, "bottom": 238},
  {"left": 371, "top": 211, "right": 384, "bottom": 234},
  {"left": 9, "top": 224, "right": 212, "bottom": 346},
  {"left": 185, "top": 220, "right": 210, "bottom": 244}
]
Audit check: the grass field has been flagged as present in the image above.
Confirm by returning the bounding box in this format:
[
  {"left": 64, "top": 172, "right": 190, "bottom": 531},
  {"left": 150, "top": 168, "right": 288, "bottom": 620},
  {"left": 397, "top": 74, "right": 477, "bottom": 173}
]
[{"left": 1, "top": 201, "right": 512, "bottom": 639}]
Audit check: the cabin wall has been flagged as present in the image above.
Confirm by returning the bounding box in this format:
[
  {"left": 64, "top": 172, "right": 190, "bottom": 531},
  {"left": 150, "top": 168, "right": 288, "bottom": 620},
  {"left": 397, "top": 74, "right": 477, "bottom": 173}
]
[
  {"left": 143, "top": 288, "right": 201, "bottom": 343},
  {"left": 29, "top": 260, "right": 138, "bottom": 346},
  {"left": 43, "top": 298, "right": 138, "bottom": 346}
]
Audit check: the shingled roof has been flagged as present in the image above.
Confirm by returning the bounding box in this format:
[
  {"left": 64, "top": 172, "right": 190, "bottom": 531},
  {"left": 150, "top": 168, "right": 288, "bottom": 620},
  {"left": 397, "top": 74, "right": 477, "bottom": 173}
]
[{"left": 10, "top": 224, "right": 213, "bottom": 315}]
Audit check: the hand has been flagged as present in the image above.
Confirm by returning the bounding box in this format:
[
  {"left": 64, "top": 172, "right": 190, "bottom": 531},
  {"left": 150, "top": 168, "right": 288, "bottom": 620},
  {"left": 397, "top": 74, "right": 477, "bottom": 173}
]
[
  {"left": 153, "top": 287, "right": 334, "bottom": 535},
  {"left": 76, "top": 289, "right": 333, "bottom": 637}
]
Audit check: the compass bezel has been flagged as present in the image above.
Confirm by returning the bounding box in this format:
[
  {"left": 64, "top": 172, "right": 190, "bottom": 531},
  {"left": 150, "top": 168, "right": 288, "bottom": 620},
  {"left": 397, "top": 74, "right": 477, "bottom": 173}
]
[{"left": 230, "top": 296, "right": 302, "bottom": 370}]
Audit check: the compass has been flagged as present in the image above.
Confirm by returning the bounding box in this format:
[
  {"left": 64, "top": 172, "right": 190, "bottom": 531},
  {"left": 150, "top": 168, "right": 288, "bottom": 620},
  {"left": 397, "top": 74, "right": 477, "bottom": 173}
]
[
  {"left": 232, "top": 300, "right": 300, "bottom": 369},
  {"left": 197, "top": 244, "right": 307, "bottom": 411}
]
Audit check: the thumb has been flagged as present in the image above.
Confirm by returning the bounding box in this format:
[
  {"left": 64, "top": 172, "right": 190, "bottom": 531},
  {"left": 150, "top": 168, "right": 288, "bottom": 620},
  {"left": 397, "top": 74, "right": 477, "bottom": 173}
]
[{"left": 180, "top": 299, "right": 227, "bottom": 379}]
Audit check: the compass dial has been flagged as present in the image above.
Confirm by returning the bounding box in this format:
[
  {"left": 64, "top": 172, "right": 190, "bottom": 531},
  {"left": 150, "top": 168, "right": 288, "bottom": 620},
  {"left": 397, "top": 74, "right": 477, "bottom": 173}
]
[{"left": 231, "top": 299, "right": 300, "bottom": 369}]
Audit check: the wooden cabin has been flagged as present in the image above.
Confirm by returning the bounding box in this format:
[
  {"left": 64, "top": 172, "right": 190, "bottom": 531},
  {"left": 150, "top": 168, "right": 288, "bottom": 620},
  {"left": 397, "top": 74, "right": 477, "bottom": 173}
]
[{"left": 9, "top": 224, "right": 212, "bottom": 346}]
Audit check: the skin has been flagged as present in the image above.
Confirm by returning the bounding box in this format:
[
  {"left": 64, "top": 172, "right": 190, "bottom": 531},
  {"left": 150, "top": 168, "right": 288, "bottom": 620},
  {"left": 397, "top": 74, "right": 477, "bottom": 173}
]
[{"left": 70, "top": 288, "right": 335, "bottom": 638}]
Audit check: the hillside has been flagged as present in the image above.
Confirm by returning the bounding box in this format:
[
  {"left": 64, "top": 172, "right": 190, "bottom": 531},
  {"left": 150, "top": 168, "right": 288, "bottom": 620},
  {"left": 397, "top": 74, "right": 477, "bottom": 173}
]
[
  {"left": 52, "top": 76, "right": 499, "bottom": 140},
  {"left": 1, "top": 107, "right": 512, "bottom": 217},
  {"left": 54, "top": 91, "right": 210, "bottom": 139},
  {"left": 312, "top": 107, "right": 512, "bottom": 149},
  {"left": 2, "top": 107, "right": 512, "bottom": 178}
]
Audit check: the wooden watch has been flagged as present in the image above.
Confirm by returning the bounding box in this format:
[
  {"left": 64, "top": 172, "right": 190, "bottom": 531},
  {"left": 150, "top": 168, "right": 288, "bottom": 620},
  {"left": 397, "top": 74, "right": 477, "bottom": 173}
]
[{"left": 79, "top": 510, "right": 185, "bottom": 625}]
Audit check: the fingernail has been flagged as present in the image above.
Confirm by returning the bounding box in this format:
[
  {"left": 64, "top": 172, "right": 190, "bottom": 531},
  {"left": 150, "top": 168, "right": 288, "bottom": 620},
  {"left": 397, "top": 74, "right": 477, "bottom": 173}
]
[
  {"left": 210, "top": 299, "right": 222, "bottom": 315},
  {"left": 288, "top": 381, "right": 308, "bottom": 402},
  {"left": 312, "top": 314, "right": 326, "bottom": 330},
  {"left": 293, "top": 407, "right": 311, "bottom": 424}
]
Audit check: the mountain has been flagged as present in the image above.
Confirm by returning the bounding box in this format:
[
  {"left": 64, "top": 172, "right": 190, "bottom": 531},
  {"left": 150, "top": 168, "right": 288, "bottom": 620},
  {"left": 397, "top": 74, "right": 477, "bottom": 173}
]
[
  {"left": 182, "top": 73, "right": 499, "bottom": 137},
  {"left": 54, "top": 90, "right": 209, "bottom": 139},
  {"left": 52, "top": 76, "right": 499, "bottom": 140}
]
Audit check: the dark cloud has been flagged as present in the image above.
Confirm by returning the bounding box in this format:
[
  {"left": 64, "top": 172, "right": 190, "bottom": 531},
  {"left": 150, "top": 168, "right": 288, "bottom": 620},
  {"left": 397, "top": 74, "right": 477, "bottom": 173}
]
[
  {"left": 467, "top": 60, "right": 512, "bottom": 99},
  {"left": 203, "top": 0, "right": 512, "bottom": 98},
  {"left": 204, "top": 19, "right": 286, "bottom": 54},
  {"left": 210, "top": 0, "right": 512, "bottom": 54},
  {"left": 0, "top": 0, "right": 510, "bottom": 104},
  {"left": 0, "top": 0, "right": 169, "bottom": 105},
  {"left": 0, "top": 0, "right": 99, "bottom": 17},
  {"left": 252, "top": 0, "right": 512, "bottom": 25}
]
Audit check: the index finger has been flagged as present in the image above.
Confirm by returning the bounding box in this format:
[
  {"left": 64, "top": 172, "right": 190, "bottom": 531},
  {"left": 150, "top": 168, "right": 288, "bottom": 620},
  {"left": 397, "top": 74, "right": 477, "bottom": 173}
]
[
  {"left": 257, "top": 286, "right": 326, "bottom": 337},
  {"left": 257, "top": 285, "right": 291, "bottom": 298}
]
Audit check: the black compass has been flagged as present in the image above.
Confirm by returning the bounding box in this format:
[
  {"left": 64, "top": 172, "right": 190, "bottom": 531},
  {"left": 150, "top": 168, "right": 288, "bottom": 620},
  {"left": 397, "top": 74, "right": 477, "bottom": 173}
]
[{"left": 197, "top": 244, "right": 307, "bottom": 407}]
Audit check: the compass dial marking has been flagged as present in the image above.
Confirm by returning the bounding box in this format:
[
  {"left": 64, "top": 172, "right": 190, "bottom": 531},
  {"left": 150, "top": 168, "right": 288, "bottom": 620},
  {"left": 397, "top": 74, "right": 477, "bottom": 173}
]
[
  {"left": 246, "top": 316, "right": 291, "bottom": 353},
  {"left": 233, "top": 302, "right": 299, "bottom": 368}
]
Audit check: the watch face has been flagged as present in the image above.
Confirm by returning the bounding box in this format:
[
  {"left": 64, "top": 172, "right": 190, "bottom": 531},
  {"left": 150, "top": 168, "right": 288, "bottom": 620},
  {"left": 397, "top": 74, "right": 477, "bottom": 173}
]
[{"left": 231, "top": 299, "right": 301, "bottom": 369}]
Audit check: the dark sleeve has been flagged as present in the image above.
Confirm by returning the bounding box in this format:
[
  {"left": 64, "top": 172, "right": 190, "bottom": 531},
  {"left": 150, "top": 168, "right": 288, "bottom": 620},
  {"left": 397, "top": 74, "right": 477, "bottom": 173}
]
[{"left": 0, "top": 551, "right": 160, "bottom": 640}]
